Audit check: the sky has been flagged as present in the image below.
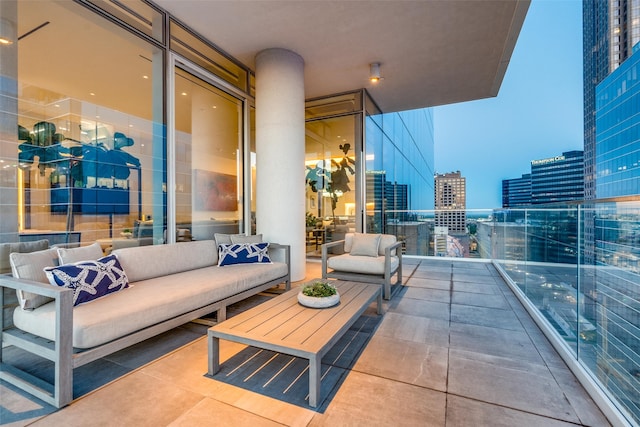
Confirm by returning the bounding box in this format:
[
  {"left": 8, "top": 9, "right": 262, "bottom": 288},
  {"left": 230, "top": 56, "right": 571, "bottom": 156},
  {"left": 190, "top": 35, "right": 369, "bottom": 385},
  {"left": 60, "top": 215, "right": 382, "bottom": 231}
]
[{"left": 434, "top": 0, "right": 584, "bottom": 209}]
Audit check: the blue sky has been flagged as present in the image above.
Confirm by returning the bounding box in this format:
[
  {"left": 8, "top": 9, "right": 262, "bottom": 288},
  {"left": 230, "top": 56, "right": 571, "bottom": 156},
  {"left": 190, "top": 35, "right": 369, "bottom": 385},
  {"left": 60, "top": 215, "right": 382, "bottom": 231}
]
[{"left": 434, "top": 0, "right": 584, "bottom": 209}]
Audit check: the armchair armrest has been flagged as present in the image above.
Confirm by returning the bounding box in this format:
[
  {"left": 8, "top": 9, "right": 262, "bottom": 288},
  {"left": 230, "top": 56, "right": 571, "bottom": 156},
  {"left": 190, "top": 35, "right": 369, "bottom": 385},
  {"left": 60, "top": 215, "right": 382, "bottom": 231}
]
[
  {"left": 267, "top": 243, "right": 291, "bottom": 290},
  {"left": 321, "top": 239, "right": 345, "bottom": 279},
  {"left": 384, "top": 241, "right": 403, "bottom": 282},
  {"left": 384, "top": 241, "right": 403, "bottom": 258}
]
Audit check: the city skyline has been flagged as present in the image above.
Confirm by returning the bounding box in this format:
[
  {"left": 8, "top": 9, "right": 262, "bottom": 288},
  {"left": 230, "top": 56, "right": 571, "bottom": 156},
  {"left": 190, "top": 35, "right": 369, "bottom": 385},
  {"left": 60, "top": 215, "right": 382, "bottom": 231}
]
[{"left": 434, "top": 0, "right": 583, "bottom": 209}]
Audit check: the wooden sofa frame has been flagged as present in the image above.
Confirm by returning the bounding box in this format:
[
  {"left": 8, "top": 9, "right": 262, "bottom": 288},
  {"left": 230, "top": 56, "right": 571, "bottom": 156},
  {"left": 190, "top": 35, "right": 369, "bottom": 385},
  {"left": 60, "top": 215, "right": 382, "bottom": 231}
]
[{"left": 0, "top": 244, "right": 290, "bottom": 408}]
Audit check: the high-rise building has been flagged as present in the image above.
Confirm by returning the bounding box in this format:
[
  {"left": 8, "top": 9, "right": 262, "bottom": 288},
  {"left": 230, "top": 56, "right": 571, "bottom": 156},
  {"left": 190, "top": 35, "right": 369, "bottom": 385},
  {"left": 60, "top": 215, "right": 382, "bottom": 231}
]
[
  {"left": 502, "top": 173, "right": 531, "bottom": 207},
  {"left": 434, "top": 171, "right": 466, "bottom": 233},
  {"left": 583, "top": 0, "right": 640, "bottom": 200},
  {"left": 595, "top": 45, "right": 640, "bottom": 198},
  {"left": 502, "top": 151, "right": 584, "bottom": 207},
  {"left": 583, "top": 4, "right": 640, "bottom": 418},
  {"left": 530, "top": 151, "right": 585, "bottom": 204}
]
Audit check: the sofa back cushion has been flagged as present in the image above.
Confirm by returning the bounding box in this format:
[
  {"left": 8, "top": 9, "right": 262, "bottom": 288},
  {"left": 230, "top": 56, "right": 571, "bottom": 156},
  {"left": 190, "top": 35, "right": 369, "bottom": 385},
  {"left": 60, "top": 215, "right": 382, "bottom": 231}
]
[
  {"left": 10, "top": 247, "right": 59, "bottom": 309},
  {"left": 0, "top": 239, "right": 49, "bottom": 275},
  {"left": 57, "top": 242, "right": 103, "bottom": 264},
  {"left": 214, "top": 233, "right": 263, "bottom": 245},
  {"left": 112, "top": 240, "right": 217, "bottom": 283}
]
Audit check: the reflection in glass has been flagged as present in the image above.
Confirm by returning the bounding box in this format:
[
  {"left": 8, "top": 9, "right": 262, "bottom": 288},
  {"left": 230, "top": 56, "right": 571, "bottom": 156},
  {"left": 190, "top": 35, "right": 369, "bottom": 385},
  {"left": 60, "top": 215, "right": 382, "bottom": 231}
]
[{"left": 8, "top": 0, "right": 164, "bottom": 249}]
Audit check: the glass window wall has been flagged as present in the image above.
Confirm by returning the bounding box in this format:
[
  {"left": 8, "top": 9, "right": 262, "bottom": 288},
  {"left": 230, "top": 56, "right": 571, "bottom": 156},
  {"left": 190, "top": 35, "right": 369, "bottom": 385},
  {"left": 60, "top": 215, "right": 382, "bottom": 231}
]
[
  {"left": 2, "top": 0, "right": 166, "bottom": 251},
  {"left": 305, "top": 114, "right": 359, "bottom": 255},
  {"left": 173, "top": 67, "right": 244, "bottom": 241}
]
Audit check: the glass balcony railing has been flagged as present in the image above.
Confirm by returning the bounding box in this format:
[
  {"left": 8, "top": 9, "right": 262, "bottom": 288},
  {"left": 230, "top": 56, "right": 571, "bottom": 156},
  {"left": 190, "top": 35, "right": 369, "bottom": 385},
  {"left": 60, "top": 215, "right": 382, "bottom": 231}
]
[{"left": 370, "top": 198, "right": 640, "bottom": 426}]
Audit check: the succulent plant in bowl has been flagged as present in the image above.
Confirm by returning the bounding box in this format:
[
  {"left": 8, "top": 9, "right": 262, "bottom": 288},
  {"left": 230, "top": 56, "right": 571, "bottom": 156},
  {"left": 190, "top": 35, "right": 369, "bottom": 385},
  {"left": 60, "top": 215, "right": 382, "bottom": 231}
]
[
  {"left": 302, "top": 281, "right": 337, "bottom": 297},
  {"left": 298, "top": 281, "right": 340, "bottom": 308}
]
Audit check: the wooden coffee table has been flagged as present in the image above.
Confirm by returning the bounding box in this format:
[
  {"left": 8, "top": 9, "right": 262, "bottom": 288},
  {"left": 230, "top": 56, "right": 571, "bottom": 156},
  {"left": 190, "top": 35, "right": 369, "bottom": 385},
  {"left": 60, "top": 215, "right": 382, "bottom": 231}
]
[{"left": 207, "top": 280, "right": 382, "bottom": 407}]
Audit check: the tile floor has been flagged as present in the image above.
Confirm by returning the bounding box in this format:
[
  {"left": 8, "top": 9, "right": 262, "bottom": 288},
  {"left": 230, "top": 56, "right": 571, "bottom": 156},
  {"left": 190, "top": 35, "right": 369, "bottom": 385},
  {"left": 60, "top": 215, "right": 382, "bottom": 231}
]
[{"left": 1, "top": 258, "right": 611, "bottom": 426}]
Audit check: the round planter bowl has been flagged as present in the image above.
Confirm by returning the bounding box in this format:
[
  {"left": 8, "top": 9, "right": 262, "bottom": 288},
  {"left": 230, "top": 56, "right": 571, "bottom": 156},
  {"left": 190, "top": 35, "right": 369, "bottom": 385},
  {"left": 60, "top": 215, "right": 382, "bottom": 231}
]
[{"left": 297, "top": 291, "right": 340, "bottom": 308}]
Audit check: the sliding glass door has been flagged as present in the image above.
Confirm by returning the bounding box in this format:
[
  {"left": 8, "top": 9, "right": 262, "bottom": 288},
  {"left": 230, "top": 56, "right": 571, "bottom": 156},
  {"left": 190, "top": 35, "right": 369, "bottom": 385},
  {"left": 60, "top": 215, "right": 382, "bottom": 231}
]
[{"left": 173, "top": 65, "right": 245, "bottom": 241}]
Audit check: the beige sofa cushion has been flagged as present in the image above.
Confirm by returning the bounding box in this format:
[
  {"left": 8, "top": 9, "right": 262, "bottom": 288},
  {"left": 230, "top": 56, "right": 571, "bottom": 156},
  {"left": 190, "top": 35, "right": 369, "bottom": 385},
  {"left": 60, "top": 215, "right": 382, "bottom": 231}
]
[
  {"left": 13, "top": 261, "right": 288, "bottom": 348},
  {"left": 10, "top": 248, "right": 59, "bottom": 309},
  {"left": 0, "top": 239, "right": 49, "bottom": 275},
  {"left": 57, "top": 242, "right": 103, "bottom": 264},
  {"left": 230, "top": 234, "right": 263, "bottom": 244},
  {"left": 112, "top": 240, "right": 217, "bottom": 283}
]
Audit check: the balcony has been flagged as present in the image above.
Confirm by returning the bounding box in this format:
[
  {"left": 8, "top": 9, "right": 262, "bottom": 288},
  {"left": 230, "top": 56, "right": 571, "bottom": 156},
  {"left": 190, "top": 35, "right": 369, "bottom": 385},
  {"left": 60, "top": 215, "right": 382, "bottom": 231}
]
[
  {"left": 378, "top": 198, "right": 640, "bottom": 426},
  {"left": 2, "top": 198, "right": 637, "bottom": 426}
]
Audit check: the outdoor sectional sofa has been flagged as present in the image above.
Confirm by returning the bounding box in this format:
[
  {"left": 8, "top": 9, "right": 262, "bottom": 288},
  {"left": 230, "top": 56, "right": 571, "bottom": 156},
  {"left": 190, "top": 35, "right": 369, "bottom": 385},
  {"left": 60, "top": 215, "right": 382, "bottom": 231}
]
[{"left": 0, "top": 238, "right": 290, "bottom": 408}]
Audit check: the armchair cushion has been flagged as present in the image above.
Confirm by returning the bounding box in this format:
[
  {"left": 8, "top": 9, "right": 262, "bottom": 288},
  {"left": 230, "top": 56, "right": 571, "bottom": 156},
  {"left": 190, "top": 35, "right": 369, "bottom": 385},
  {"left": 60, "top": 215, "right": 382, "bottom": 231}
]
[
  {"left": 349, "top": 233, "right": 381, "bottom": 257},
  {"left": 344, "top": 232, "right": 397, "bottom": 256},
  {"left": 327, "top": 254, "right": 400, "bottom": 276}
]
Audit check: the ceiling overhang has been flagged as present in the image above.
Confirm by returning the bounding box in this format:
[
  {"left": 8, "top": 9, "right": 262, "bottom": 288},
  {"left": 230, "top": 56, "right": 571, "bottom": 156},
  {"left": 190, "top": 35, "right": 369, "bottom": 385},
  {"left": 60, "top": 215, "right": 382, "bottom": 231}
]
[{"left": 154, "top": 0, "right": 530, "bottom": 112}]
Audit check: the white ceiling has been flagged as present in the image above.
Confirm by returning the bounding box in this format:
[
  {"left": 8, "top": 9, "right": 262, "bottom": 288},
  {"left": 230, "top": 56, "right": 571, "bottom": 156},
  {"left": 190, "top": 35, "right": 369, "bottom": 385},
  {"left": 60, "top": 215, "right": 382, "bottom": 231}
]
[{"left": 153, "top": 0, "right": 530, "bottom": 112}]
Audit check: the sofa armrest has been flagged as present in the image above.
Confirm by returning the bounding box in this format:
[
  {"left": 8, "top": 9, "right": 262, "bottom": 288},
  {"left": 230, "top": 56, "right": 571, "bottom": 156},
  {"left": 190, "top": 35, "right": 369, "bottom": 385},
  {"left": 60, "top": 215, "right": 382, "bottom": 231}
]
[
  {"left": 0, "top": 275, "right": 71, "bottom": 300},
  {"left": 321, "top": 240, "right": 345, "bottom": 279},
  {"left": 267, "top": 243, "right": 291, "bottom": 290},
  {"left": 0, "top": 274, "right": 74, "bottom": 407}
]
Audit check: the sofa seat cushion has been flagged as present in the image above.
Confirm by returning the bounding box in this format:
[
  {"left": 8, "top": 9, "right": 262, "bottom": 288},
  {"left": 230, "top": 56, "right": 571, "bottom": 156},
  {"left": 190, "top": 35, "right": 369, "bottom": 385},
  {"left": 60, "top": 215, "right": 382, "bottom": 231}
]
[
  {"left": 327, "top": 254, "right": 399, "bottom": 276},
  {"left": 13, "top": 262, "right": 288, "bottom": 349}
]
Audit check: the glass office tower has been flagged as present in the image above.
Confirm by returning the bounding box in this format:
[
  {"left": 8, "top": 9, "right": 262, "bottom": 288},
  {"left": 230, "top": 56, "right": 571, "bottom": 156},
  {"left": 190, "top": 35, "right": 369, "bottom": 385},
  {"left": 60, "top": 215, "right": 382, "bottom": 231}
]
[
  {"left": 530, "top": 151, "right": 585, "bottom": 204},
  {"left": 502, "top": 173, "right": 531, "bottom": 207},
  {"left": 595, "top": 46, "right": 640, "bottom": 198},
  {"left": 584, "top": 0, "right": 640, "bottom": 201}
]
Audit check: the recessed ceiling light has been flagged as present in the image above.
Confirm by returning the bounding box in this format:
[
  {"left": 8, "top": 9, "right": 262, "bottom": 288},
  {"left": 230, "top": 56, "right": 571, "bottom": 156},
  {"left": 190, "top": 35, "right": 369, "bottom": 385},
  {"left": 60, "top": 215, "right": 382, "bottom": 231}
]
[
  {"left": 90, "top": 92, "right": 95, "bottom": 96},
  {"left": 181, "top": 92, "right": 187, "bottom": 96},
  {"left": 142, "top": 75, "right": 149, "bottom": 79}
]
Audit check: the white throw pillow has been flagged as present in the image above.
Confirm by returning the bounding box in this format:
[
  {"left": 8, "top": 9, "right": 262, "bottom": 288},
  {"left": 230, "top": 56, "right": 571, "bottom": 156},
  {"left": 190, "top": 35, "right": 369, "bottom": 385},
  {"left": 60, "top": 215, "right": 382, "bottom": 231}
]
[{"left": 349, "top": 233, "right": 381, "bottom": 257}]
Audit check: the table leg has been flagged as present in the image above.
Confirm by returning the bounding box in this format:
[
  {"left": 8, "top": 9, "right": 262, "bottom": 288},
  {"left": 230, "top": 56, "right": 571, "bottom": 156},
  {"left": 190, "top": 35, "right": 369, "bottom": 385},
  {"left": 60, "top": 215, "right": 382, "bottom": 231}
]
[
  {"left": 308, "top": 354, "right": 321, "bottom": 407},
  {"left": 208, "top": 332, "right": 220, "bottom": 375}
]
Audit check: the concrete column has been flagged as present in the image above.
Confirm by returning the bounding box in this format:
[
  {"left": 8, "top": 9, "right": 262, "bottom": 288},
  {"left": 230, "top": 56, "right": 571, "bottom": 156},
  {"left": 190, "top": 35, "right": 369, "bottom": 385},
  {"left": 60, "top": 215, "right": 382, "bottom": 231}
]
[{"left": 255, "top": 48, "right": 305, "bottom": 281}]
